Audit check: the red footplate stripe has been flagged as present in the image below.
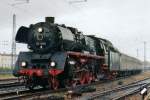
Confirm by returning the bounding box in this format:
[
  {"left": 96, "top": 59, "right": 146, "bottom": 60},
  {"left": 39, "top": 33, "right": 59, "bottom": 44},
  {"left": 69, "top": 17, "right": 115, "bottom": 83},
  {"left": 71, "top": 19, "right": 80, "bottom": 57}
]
[
  {"left": 18, "top": 69, "right": 44, "bottom": 77},
  {"left": 49, "top": 69, "right": 63, "bottom": 76}
]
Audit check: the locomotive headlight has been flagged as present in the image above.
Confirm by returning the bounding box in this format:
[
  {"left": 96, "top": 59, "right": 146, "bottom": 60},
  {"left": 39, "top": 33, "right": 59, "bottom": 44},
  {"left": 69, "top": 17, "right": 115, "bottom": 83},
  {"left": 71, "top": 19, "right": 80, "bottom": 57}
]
[
  {"left": 21, "top": 61, "right": 27, "bottom": 67},
  {"left": 38, "top": 27, "right": 43, "bottom": 33},
  {"left": 50, "top": 61, "right": 56, "bottom": 67},
  {"left": 69, "top": 61, "right": 76, "bottom": 65}
]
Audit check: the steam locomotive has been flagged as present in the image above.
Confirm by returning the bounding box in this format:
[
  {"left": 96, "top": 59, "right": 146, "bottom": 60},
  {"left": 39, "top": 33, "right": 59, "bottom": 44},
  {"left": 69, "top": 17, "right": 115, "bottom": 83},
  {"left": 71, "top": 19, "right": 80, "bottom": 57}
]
[{"left": 13, "top": 17, "right": 142, "bottom": 90}]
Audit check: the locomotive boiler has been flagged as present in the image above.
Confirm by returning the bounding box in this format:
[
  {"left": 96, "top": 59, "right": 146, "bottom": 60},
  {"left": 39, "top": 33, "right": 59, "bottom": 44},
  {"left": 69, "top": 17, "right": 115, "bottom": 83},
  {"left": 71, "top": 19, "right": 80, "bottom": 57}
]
[{"left": 13, "top": 17, "right": 142, "bottom": 90}]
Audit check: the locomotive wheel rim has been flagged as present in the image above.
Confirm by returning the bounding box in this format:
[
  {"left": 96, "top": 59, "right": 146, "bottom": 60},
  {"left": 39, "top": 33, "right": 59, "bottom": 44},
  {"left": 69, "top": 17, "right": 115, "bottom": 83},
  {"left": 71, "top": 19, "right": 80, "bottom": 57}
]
[
  {"left": 86, "top": 72, "right": 92, "bottom": 84},
  {"left": 91, "top": 74, "right": 96, "bottom": 82},
  {"left": 80, "top": 72, "right": 88, "bottom": 85},
  {"left": 26, "top": 77, "right": 35, "bottom": 90},
  {"left": 80, "top": 71, "right": 91, "bottom": 84},
  {"left": 48, "top": 79, "right": 52, "bottom": 89},
  {"left": 90, "top": 72, "right": 96, "bottom": 82},
  {"left": 71, "top": 80, "right": 77, "bottom": 88},
  {"left": 80, "top": 72, "right": 85, "bottom": 85},
  {"left": 52, "top": 78, "right": 59, "bottom": 90},
  {"left": 49, "top": 77, "right": 59, "bottom": 90},
  {"left": 85, "top": 71, "right": 93, "bottom": 84}
]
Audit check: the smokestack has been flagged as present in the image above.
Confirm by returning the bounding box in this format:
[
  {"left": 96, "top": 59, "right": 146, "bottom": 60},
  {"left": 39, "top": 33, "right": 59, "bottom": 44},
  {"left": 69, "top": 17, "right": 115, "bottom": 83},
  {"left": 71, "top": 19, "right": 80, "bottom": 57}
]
[{"left": 45, "top": 17, "right": 55, "bottom": 23}]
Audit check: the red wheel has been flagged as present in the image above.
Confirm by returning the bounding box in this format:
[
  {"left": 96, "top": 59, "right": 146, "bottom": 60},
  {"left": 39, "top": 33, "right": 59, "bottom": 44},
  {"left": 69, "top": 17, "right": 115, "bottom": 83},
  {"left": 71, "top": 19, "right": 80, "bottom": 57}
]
[
  {"left": 86, "top": 72, "right": 94, "bottom": 84},
  {"left": 80, "top": 71, "right": 86, "bottom": 85},
  {"left": 71, "top": 80, "right": 77, "bottom": 88},
  {"left": 52, "top": 78, "right": 59, "bottom": 90},
  {"left": 48, "top": 77, "right": 59, "bottom": 90},
  {"left": 80, "top": 71, "right": 92, "bottom": 85},
  {"left": 87, "top": 72, "right": 94, "bottom": 84},
  {"left": 91, "top": 73, "right": 96, "bottom": 82}
]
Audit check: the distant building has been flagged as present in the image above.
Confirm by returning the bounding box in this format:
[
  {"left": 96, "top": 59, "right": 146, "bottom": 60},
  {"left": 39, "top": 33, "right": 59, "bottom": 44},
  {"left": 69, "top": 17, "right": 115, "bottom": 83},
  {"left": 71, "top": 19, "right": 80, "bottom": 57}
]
[{"left": 0, "top": 53, "right": 18, "bottom": 69}]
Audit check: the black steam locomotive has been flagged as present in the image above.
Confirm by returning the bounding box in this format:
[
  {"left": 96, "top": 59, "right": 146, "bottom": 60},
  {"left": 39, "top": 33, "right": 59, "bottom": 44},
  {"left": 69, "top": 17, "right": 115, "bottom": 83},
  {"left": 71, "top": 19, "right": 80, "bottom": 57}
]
[{"left": 13, "top": 17, "right": 142, "bottom": 90}]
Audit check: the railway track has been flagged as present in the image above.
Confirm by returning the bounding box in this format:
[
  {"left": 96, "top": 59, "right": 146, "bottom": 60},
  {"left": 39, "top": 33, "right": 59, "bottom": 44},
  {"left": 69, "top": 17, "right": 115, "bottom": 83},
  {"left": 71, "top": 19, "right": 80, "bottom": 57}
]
[
  {"left": 0, "top": 78, "right": 18, "bottom": 85},
  {"left": 0, "top": 79, "right": 110, "bottom": 100},
  {"left": 1, "top": 88, "right": 67, "bottom": 100},
  {"left": 88, "top": 83, "right": 147, "bottom": 100},
  {"left": 0, "top": 78, "right": 17, "bottom": 82},
  {"left": 0, "top": 78, "right": 23, "bottom": 89},
  {"left": 82, "top": 78, "right": 150, "bottom": 100},
  {"left": 0, "top": 76, "right": 149, "bottom": 100},
  {"left": 0, "top": 82, "right": 23, "bottom": 89}
]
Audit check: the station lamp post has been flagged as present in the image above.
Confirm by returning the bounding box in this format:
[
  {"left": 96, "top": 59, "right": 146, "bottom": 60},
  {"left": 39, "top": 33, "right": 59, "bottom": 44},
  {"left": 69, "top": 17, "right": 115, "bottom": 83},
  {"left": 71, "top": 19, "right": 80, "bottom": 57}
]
[
  {"left": 11, "top": 14, "right": 16, "bottom": 70},
  {"left": 11, "top": 0, "right": 30, "bottom": 70}
]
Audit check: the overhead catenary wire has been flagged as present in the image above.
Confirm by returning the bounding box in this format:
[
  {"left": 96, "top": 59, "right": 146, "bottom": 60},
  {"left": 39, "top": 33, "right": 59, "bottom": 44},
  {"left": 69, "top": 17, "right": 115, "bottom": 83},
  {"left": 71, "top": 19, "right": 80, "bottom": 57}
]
[
  {"left": 11, "top": 0, "right": 29, "bottom": 6},
  {"left": 68, "top": 0, "right": 87, "bottom": 4}
]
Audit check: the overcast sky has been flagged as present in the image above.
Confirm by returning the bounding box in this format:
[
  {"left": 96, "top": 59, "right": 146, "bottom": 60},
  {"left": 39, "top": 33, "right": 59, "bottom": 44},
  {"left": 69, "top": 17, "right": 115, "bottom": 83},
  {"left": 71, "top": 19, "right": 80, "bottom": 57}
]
[{"left": 0, "top": 0, "right": 150, "bottom": 61}]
